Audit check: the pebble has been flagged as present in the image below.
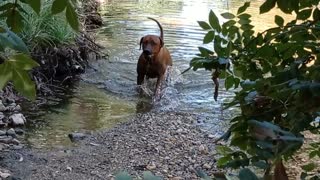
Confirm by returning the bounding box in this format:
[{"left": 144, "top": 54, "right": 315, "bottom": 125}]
[
  {"left": 146, "top": 163, "right": 156, "bottom": 170},
  {"left": 0, "top": 136, "right": 13, "bottom": 144},
  {"left": 207, "top": 134, "right": 215, "bottom": 139},
  {"left": 15, "top": 128, "right": 25, "bottom": 135},
  {"left": 0, "top": 120, "right": 5, "bottom": 127},
  {"left": 172, "top": 176, "right": 183, "bottom": 180},
  {"left": 1, "top": 112, "right": 220, "bottom": 179},
  {"left": 199, "top": 144, "right": 209, "bottom": 155},
  {"left": 6, "top": 128, "right": 16, "bottom": 137},
  {"left": 0, "top": 112, "right": 4, "bottom": 120},
  {"left": 0, "top": 144, "right": 4, "bottom": 151},
  {"left": 14, "top": 105, "right": 22, "bottom": 112},
  {"left": 203, "top": 163, "right": 212, "bottom": 170},
  {"left": 0, "top": 100, "right": 6, "bottom": 111},
  {"left": 68, "top": 132, "right": 87, "bottom": 142},
  {"left": 0, "top": 130, "right": 6, "bottom": 136},
  {"left": 11, "top": 145, "right": 23, "bottom": 150},
  {"left": 0, "top": 171, "right": 11, "bottom": 179},
  {"left": 12, "top": 138, "right": 21, "bottom": 145},
  {"left": 66, "top": 166, "right": 72, "bottom": 172},
  {"left": 9, "top": 113, "right": 26, "bottom": 126}
]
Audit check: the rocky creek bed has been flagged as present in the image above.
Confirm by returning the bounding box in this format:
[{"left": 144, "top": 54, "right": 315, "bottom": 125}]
[{"left": 0, "top": 112, "right": 224, "bottom": 180}]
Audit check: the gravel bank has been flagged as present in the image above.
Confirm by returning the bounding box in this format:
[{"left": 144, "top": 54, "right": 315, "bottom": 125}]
[{"left": 0, "top": 112, "right": 223, "bottom": 179}]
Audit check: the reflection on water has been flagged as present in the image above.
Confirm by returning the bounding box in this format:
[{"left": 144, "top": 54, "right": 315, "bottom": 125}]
[
  {"left": 26, "top": 0, "right": 286, "bottom": 148},
  {"left": 25, "top": 82, "right": 136, "bottom": 148}
]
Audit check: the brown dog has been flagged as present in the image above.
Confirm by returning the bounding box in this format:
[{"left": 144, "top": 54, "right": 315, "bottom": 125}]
[{"left": 137, "top": 17, "right": 172, "bottom": 98}]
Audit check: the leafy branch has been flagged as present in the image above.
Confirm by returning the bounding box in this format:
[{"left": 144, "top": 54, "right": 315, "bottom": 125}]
[
  {"left": 190, "top": 0, "right": 320, "bottom": 179},
  {"left": 0, "top": 0, "right": 80, "bottom": 100}
]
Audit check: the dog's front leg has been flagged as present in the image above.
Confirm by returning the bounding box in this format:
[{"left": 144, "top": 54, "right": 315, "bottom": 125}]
[
  {"left": 153, "top": 75, "right": 165, "bottom": 101},
  {"left": 137, "top": 74, "right": 145, "bottom": 96}
]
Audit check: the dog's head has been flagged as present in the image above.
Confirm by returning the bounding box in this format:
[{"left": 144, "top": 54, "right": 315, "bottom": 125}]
[{"left": 139, "top": 35, "right": 164, "bottom": 58}]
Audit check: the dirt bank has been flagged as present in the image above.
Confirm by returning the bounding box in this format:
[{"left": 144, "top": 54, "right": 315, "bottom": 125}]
[{"left": 0, "top": 112, "right": 222, "bottom": 179}]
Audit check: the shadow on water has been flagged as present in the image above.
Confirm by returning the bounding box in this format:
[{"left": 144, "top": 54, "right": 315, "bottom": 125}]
[{"left": 24, "top": 0, "right": 281, "bottom": 148}]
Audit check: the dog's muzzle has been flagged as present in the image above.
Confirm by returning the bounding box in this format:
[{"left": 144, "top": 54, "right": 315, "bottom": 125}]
[{"left": 143, "top": 50, "right": 153, "bottom": 59}]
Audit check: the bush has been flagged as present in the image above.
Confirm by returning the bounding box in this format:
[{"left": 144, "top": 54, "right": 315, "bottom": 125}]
[{"left": 191, "top": 0, "right": 320, "bottom": 179}]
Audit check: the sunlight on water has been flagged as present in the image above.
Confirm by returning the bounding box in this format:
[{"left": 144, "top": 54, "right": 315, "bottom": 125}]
[{"left": 25, "top": 0, "right": 294, "bottom": 148}]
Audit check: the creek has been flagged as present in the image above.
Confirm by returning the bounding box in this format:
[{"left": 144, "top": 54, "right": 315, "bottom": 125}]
[{"left": 24, "top": 0, "right": 278, "bottom": 148}]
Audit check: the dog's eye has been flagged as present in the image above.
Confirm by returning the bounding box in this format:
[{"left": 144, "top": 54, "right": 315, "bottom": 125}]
[{"left": 151, "top": 41, "right": 156, "bottom": 45}]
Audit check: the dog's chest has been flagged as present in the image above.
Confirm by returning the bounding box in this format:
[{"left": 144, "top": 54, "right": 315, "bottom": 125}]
[{"left": 145, "top": 61, "right": 161, "bottom": 78}]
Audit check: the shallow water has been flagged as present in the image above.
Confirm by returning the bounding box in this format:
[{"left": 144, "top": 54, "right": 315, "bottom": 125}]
[{"left": 25, "top": 0, "right": 283, "bottom": 148}]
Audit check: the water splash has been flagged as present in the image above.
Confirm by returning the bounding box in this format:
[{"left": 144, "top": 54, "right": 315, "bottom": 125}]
[{"left": 135, "top": 66, "right": 185, "bottom": 111}]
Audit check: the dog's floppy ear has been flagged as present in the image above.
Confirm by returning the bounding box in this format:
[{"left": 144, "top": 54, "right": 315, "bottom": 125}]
[
  {"left": 159, "top": 37, "right": 164, "bottom": 47},
  {"left": 139, "top": 37, "right": 144, "bottom": 50}
]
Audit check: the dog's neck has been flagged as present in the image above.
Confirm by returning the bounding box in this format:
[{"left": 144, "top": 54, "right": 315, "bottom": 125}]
[{"left": 145, "top": 53, "right": 155, "bottom": 63}]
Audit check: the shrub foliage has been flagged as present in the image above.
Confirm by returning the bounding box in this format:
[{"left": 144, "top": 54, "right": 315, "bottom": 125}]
[
  {"left": 191, "top": 0, "right": 320, "bottom": 179},
  {"left": 0, "top": 0, "right": 79, "bottom": 100}
]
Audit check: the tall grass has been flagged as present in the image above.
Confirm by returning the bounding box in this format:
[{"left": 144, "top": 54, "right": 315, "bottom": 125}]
[{"left": 20, "top": 1, "right": 77, "bottom": 50}]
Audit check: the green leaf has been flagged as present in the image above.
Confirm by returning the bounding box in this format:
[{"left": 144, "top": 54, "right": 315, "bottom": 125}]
[
  {"left": 203, "top": 31, "right": 215, "bottom": 44},
  {"left": 65, "top": 2, "right": 79, "bottom": 31},
  {"left": 240, "top": 24, "right": 254, "bottom": 31},
  {"left": 290, "top": 0, "right": 300, "bottom": 13},
  {"left": 209, "top": 10, "right": 221, "bottom": 32},
  {"left": 257, "top": 46, "right": 276, "bottom": 58},
  {"left": 279, "top": 135, "right": 303, "bottom": 142},
  {"left": 198, "top": 21, "right": 211, "bottom": 30},
  {"left": 260, "top": 0, "right": 276, "bottom": 14},
  {"left": 198, "top": 46, "right": 214, "bottom": 57},
  {"left": 0, "top": 54, "right": 38, "bottom": 100},
  {"left": 238, "top": 13, "right": 251, "bottom": 20},
  {"left": 231, "top": 135, "right": 248, "bottom": 150},
  {"left": 256, "top": 141, "right": 273, "bottom": 149},
  {"left": 297, "top": 9, "right": 312, "bottom": 20},
  {"left": 309, "top": 151, "right": 319, "bottom": 158},
  {"left": 237, "top": 2, "right": 250, "bottom": 15},
  {"left": 51, "top": 0, "right": 68, "bottom": 14},
  {"left": 239, "top": 168, "right": 259, "bottom": 180},
  {"left": 0, "top": 62, "right": 13, "bottom": 89},
  {"left": 277, "top": 0, "right": 293, "bottom": 14},
  {"left": 6, "top": 9, "right": 24, "bottom": 32},
  {"left": 115, "top": 171, "right": 132, "bottom": 180},
  {"left": 275, "top": 15, "right": 284, "bottom": 27},
  {"left": 238, "top": 18, "right": 251, "bottom": 25},
  {"left": 0, "top": 28, "right": 29, "bottom": 53},
  {"left": 12, "top": 68, "right": 36, "bottom": 100},
  {"left": 313, "top": 8, "right": 320, "bottom": 21},
  {"left": 7, "top": 29, "right": 29, "bottom": 53},
  {"left": 224, "top": 76, "right": 234, "bottom": 90},
  {"left": 214, "top": 36, "right": 224, "bottom": 57},
  {"left": 223, "top": 20, "right": 236, "bottom": 27},
  {"left": 221, "top": 12, "right": 235, "bottom": 19},
  {"left": 0, "top": 3, "right": 15, "bottom": 11},
  {"left": 300, "top": 172, "right": 308, "bottom": 179},
  {"left": 23, "top": 0, "right": 41, "bottom": 14},
  {"left": 10, "top": 54, "right": 39, "bottom": 70},
  {"left": 216, "top": 145, "right": 233, "bottom": 155},
  {"left": 234, "top": 77, "right": 240, "bottom": 88},
  {"left": 248, "top": 120, "right": 294, "bottom": 136},
  {"left": 217, "top": 156, "right": 231, "bottom": 167},
  {"left": 302, "top": 163, "right": 317, "bottom": 172},
  {"left": 143, "top": 171, "right": 162, "bottom": 180}
]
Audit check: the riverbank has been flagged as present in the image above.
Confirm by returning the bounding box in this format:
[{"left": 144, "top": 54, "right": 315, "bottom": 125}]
[
  {"left": 0, "top": 112, "right": 223, "bottom": 179},
  {"left": 0, "top": 0, "right": 103, "bottom": 153}
]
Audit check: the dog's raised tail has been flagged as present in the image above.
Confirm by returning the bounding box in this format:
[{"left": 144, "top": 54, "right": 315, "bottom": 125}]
[{"left": 147, "top": 17, "right": 163, "bottom": 41}]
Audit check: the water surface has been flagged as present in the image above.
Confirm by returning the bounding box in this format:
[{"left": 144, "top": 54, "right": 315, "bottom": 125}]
[{"left": 25, "top": 0, "right": 283, "bottom": 148}]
